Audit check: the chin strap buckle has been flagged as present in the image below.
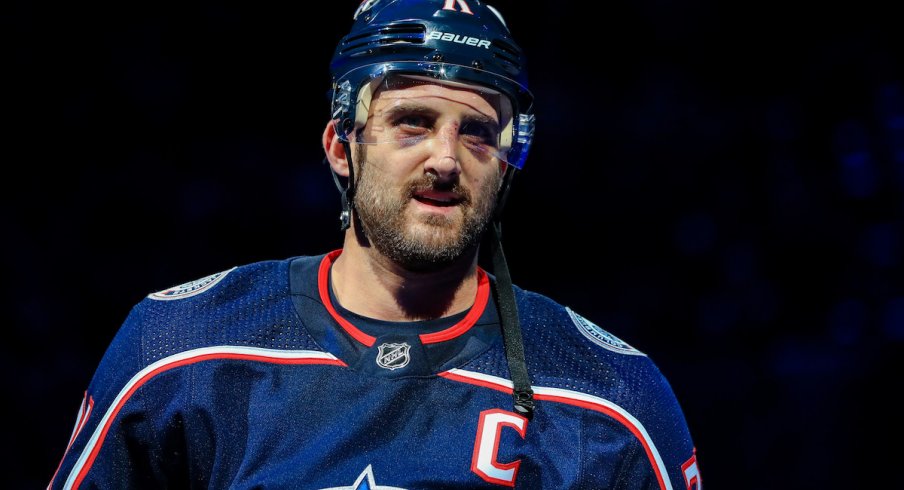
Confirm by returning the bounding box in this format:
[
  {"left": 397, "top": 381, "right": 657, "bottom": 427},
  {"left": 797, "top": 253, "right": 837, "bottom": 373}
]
[
  {"left": 339, "top": 189, "right": 351, "bottom": 231},
  {"left": 513, "top": 388, "right": 535, "bottom": 420}
]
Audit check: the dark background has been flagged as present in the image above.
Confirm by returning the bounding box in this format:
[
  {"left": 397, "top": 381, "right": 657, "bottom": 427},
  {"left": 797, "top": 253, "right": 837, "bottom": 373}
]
[{"left": 5, "top": 1, "right": 902, "bottom": 487}]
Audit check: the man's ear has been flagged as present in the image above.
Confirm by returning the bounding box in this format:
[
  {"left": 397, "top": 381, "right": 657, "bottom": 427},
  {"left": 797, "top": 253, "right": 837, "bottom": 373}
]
[{"left": 323, "top": 120, "right": 349, "bottom": 177}]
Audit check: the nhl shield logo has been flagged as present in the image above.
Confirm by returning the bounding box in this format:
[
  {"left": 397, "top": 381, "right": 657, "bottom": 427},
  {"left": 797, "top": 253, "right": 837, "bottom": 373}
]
[{"left": 376, "top": 342, "right": 411, "bottom": 370}]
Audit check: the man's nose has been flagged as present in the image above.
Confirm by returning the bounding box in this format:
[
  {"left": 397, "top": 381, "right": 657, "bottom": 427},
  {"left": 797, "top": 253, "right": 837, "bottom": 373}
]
[{"left": 423, "top": 123, "right": 462, "bottom": 179}]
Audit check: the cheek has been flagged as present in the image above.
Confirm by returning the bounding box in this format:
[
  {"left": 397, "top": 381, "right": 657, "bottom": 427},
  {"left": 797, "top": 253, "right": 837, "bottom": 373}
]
[
  {"left": 364, "top": 146, "right": 423, "bottom": 179},
  {"left": 472, "top": 163, "right": 504, "bottom": 188}
]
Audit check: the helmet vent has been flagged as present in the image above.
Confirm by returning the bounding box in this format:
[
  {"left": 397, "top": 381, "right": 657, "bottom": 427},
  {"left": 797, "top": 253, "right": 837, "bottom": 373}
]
[
  {"left": 339, "top": 23, "right": 427, "bottom": 55},
  {"left": 491, "top": 38, "right": 522, "bottom": 71}
]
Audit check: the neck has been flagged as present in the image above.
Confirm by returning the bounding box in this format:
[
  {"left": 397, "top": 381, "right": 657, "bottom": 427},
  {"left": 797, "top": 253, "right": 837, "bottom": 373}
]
[{"left": 330, "top": 235, "right": 480, "bottom": 322}]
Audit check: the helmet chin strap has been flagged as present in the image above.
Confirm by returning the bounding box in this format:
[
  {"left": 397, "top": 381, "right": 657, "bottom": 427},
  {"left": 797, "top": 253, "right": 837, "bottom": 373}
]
[
  {"left": 329, "top": 135, "right": 357, "bottom": 231},
  {"left": 490, "top": 222, "right": 535, "bottom": 419},
  {"left": 489, "top": 166, "right": 535, "bottom": 419}
]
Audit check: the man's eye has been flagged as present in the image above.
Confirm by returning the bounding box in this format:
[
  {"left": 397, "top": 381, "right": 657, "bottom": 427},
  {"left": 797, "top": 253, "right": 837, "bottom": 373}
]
[
  {"left": 395, "top": 115, "right": 430, "bottom": 128},
  {"left": 461, "top": 122, "right": 498, "bottom": 145}
]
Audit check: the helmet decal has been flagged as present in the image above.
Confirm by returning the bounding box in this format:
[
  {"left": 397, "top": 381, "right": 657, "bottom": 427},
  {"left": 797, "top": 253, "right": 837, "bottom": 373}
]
[
  {"left": 425, "top": 30, "right": 491, "bottom": 49},
  {"left": 442, "top": 0, "right": 474, "bottom": 14},
  {"left": 353, "top": 0, "right": 381, "bottom": 20}
]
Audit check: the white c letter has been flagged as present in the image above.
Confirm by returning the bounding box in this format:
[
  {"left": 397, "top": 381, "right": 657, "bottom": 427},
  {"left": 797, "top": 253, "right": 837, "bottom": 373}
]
[{"left": 471, "top": 409, "right": 528, "bottom": 487}]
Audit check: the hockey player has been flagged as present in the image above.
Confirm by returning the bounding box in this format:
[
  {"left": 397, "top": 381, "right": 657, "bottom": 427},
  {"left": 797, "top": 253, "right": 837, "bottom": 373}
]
[{"left": 49, "top": 1, "right": 701, "bottom": 488}]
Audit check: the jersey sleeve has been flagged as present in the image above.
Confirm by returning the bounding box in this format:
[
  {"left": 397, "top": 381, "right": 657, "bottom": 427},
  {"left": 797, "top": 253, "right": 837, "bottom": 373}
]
[
  {"left": 47, "top": 300, "right": 187, "bottom": 489},
  {"left": 618, "top": 361, "right": 699, "bottom": 489},
  {"left": 556, "top": 305, "right": 701, "bottom": 489},
  {"left": 569, "top": 357, "right": 699, "bottom": 489}
]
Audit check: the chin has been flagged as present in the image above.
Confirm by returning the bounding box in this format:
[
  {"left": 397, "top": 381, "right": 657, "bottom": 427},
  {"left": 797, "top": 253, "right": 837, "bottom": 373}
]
[
  {"left": 407, "top": 226, "right": 463, "bottom": 252},
  {"left": 385, "top": 226, "right": 470, "bottom": 268}
]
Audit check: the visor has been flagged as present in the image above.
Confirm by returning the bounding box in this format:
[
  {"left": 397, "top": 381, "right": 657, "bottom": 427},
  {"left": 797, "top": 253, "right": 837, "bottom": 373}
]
[{"left": 331, "top": 62, "right": 535, "bottom": 168}]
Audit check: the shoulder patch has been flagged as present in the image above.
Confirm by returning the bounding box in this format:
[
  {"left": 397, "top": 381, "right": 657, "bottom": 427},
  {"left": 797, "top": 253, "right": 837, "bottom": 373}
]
[
  {"left": 566, "top": 307, "right": 645, "bottom": 356},
  {"left": 148, "top": 267, "right": 236, "bottom": 301}
]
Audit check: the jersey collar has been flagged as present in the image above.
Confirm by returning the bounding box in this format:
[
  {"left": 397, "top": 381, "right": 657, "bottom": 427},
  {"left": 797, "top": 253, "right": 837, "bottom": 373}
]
[{"left": 317, "top": 249, "right": 491, "bottom": 348}]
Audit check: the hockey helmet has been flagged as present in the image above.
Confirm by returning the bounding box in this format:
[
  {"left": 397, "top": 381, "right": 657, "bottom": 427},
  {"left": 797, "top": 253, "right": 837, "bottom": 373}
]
[{"left": 329, "top": 0, "right": 535, "bottom": 169}]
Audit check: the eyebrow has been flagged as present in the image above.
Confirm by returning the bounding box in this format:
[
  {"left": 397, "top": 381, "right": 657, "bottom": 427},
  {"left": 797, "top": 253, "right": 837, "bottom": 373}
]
[
  {"left": 462, "top": 112, "right": 499, "bottom": 130},
  {"left": 378, "top": 102, "right": 500, "bottom": 130},
  {"left": 380, "top": 103, "right": 440, "bottom": 121}
]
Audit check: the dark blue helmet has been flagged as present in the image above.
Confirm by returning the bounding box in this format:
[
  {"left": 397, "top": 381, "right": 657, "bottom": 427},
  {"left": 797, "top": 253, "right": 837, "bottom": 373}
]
[{"left": 329, "top": 0, "right": 535, "bottom": 169}]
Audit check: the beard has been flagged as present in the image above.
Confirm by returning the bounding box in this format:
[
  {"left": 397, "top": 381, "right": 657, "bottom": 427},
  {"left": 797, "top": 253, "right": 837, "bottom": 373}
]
[{"left": 352, "top": 146, "right": 501, "bottom": 271}]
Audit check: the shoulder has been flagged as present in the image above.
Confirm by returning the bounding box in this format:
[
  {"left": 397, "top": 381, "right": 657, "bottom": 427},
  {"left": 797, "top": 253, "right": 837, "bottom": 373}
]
[
  {"left": 512, "top": 285, "right": 681, "bottom": 412},
  {"left": 513, "top": 286, "right": 645, "bottom": 360},
  {"left": 144, "top": 258, "right": 288, "bottom": 303},
  {"left": 138, "top": 257, "right": 298, "bottom": 319},
  {"left": 84, "top": 254, "right": 323, "bottom": 386},
  {"left": 133, "top": 259, "right": 285, "bottom": 333},
  {"left": 512, "top": 286, "right": 698, "bottom": 482},
  {"left": 116, "top": 256, "right": 320, "bottom": 365}
]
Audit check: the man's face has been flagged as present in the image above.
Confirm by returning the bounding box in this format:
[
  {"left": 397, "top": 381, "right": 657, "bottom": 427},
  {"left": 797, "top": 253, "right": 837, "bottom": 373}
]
[{"left": 351, "top": 78, "right": 509, "bottom": 271}]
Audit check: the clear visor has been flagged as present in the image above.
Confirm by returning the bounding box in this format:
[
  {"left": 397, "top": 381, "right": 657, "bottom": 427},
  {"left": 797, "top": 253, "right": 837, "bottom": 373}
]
[{"left": 332, "top": 62, "right": 534, "bottom": 168}]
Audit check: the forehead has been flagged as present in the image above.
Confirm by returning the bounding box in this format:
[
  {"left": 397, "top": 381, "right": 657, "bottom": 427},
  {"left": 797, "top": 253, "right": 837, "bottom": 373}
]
[{"left": 369, "top": 76, "right": 507, "bottom": 122}]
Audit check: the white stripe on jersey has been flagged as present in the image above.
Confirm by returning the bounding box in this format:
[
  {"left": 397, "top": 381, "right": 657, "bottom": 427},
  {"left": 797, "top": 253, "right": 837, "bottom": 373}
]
[{"left": 63, "top": 346, "right": 341, "bottom": 490}]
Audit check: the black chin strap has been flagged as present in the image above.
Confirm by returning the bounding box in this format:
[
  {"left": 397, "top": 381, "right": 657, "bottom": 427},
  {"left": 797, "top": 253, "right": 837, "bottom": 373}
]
[
  {"left": 329, "top": 138, "right": 356, "bottom": 231},
  {"left": 488, "top": 167, "right": 535, "bottom": 419},
  {"left": 489, "top": 221, "right": 535, "bottom": 419}
]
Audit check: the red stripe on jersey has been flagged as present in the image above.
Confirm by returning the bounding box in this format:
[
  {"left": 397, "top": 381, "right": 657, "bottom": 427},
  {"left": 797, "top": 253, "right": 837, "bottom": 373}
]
[
  {"left": 419, "top": 268, "right": 489, "bottom": 344},
  {"left": 319, "top": 250, "right": 490, "bottom": 346},
  {"left": 48, "top": 392, "right": 94, "bottom": 489},
  {"left": 318, "top": 250, "right": 377, "bottom": 347}
]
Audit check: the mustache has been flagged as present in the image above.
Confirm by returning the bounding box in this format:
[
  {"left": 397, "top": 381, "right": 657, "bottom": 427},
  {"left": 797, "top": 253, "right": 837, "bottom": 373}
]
[{"left": 406, "top": 174, "right": 471, "bottom": 204}]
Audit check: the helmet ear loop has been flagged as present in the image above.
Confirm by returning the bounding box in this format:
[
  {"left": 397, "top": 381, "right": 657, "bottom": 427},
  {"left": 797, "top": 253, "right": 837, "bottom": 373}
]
[
  {"left": 334, "top": 77, "right": 380, "bottom": 231},
  {"left": 329, "top": 118, "right": 358, "bottom": 231},
  {"left": 338, "top": 138, "right": 356, "bottom": 231}
]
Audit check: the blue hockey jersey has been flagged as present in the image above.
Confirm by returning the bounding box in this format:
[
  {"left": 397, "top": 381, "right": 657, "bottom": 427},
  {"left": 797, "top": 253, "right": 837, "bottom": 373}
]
[{"left": 49, "top": 250, "right": 701, "bottom": 489}]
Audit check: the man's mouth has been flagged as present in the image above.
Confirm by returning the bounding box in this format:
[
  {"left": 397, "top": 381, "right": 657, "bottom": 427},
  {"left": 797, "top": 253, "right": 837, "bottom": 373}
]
[{"left": 412, "top": 190, "right": 463, "bottom": 207}]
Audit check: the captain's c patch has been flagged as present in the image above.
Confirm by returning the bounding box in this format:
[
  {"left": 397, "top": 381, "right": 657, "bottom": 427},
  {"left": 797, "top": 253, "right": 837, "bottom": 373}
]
[
  {"left": 566, "top": 307, "right": 644, "bottom": 356},
  {"left": 148, "top": 267, "right": 236, "bottom": 301}
]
